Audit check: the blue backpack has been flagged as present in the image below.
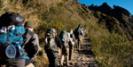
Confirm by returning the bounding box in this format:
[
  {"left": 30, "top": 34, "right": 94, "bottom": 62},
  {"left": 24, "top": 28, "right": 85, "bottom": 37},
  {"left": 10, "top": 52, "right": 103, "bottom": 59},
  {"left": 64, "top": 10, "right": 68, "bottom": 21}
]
[{"left": 0, "top": 12, "right": 26, "bottom": 59}]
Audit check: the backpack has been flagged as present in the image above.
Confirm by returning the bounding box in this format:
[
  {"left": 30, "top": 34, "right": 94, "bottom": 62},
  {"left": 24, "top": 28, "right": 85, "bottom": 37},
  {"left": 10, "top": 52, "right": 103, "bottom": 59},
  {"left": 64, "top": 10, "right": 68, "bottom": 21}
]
[
  {"left": 0, "top": 12, "right": 25, "bottom": 59},
  {"left": 0, "top": 25, "right": 26, "bottom": 59},
  {"left": 59, "top": 31, "right": 70, "bottom": 48}
]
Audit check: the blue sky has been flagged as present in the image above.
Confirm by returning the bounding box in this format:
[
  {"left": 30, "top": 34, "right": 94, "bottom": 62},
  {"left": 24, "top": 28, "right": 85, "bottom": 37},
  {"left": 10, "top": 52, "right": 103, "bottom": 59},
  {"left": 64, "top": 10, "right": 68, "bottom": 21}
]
[{"left": 78, "top": 0, "right": 133, "bottom": 15}]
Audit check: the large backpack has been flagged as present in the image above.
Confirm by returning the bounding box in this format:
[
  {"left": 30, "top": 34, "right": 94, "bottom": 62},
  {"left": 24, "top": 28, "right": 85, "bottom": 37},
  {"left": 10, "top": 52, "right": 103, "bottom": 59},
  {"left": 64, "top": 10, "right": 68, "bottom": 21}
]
[
  {"left": 0, "top": 12, "right": 25, "bottom": 59},
  {"left": 0, "top": 12, "right": 25, "bottom": 44},
  {"left": 45, "top": 28, "right": 59, "bottom": 52}
]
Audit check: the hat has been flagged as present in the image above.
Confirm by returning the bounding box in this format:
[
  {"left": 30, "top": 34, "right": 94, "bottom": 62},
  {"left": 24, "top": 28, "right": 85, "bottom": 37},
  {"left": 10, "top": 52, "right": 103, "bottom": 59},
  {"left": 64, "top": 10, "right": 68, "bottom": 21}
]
[{"left": 25, "top": 21, "right": 33, "bottom": 28}]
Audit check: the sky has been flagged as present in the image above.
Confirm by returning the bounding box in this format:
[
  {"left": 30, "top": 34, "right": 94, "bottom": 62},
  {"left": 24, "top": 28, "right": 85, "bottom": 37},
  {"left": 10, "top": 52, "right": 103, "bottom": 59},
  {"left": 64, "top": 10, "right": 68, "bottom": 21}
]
[{"left": 78, "top": 0, "right": 133, "bottom": 15}]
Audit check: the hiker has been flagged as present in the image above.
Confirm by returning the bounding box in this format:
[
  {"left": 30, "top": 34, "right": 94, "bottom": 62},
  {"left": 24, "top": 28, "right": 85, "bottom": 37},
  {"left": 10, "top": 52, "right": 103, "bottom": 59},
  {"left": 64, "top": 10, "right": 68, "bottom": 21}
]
[
  {"left": 0, "top": 12, "right": 28, "bottom": 67},
  {"left": 73, "top": 24, "right": 86, "bottom": 51},
  {"left": 59, "top": 30, "right": 75, "bottom": 66},
  {"left": 23, "top": 21, "right": 40, "bottom": 66},
  {"left": 44, "top": 28, "right": 60, "bottom": 67}
]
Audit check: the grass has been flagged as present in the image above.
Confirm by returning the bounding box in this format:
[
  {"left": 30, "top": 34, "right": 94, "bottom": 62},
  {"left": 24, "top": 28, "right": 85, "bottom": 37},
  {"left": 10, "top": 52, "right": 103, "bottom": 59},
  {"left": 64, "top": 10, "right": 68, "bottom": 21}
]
[{"left": 86, "top": 20, "right": 133, "bottom": 67}]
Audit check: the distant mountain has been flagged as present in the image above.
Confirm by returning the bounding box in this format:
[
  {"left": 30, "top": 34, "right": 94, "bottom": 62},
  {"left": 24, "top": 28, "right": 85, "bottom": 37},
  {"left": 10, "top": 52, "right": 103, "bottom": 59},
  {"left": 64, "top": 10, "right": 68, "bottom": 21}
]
[{"left": 79, "top": 2, "right": 133, "bottom": 40}]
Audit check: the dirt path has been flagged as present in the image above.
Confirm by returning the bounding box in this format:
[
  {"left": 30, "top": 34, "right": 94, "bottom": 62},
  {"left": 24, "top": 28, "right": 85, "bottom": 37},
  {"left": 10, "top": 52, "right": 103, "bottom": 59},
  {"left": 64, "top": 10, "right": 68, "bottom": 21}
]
[{"left": 69, "top": 38, "right": 98, "bottom": 67}]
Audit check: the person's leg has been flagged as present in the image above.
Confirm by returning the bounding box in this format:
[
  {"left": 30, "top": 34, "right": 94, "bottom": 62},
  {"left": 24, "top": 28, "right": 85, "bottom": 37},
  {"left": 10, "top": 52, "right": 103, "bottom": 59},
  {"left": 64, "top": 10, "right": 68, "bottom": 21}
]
[
  {"left": 50, "top": 52, "right": 58, "bottom": 67},
  {"left": 69, "top": 44, "right": 73, "bottom": 61},
  {"left": 66, "top": 48, "right": 69, "bottom": 66},
  {"left": 69, "top": 46, "right": 72, "bottom": 60},
  {"left": 60, "top": 55, "right": 65, "bottom": 66},
  {"left": 74, "top": 39, "right": 78, "bottom": 51},
  {"left": 58, "top": 49, "right": 61, "bottom": 65},
  {"left": 46, "top": 50, "right": 55, "bottom": 67},
  {"left": 77, "top": 38, "right": 80, "bottom": 51},
  {"left": 55, "top": 53, "right": 59, "bottom": 67},
  {"left": 78, "top": 36, "right": 83, "bottom": 51}
]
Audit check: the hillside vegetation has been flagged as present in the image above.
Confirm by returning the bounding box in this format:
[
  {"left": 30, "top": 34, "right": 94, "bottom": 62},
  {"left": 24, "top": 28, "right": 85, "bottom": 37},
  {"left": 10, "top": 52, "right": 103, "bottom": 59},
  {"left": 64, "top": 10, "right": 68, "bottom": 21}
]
[{"left": 0, "top": 0, "right": 133, "bottom": 67}]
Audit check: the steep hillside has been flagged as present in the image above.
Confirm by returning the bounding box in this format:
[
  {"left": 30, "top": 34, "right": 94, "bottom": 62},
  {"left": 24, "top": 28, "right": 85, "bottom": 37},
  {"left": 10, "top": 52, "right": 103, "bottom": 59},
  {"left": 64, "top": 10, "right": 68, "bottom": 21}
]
[
  {"left": 78, "top": 2, "right": 133, "bottom": 67},
  {"left": 0, "top": 0, "right": 133, "bottom": 67}
]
